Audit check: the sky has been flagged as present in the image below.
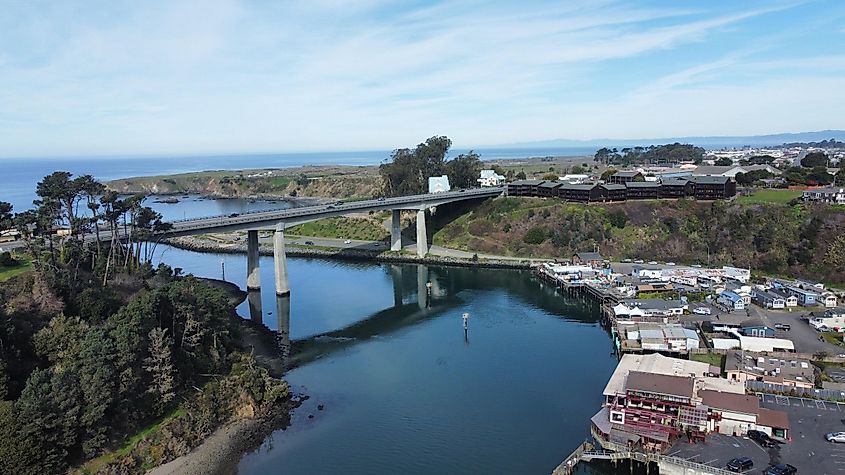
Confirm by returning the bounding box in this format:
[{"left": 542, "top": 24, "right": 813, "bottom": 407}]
[{"left": 1, "top": 0, "right": 845, "bottom": 157}]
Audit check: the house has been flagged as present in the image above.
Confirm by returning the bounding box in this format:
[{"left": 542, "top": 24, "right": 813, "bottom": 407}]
[
  {"left": 625, "top": 181, "right": 661, "bottom": 200},
  {"left": 794, "top": 278, "right": 825, "bottom": 292},
  {"left": 560, "top": 174, "right": 590, "bottom": 184},
  {"left": 616, "top": 298, "right": 687, "bottom": 317},
  {"left": 506, "top": 179, "right": 545, "bottom": 197},
  {"left": 537, "top": 181, "right": 562, "bottom": 197},
  {"left": 692, "top": 165, "right": 745, "bottom": 177},
  {"left": 659, "top": 178, "right": 693, "bottom": 198},
  {"left": 591, "top": 354, "right": 788, "bottom": 452},
  {"left": 572, "top": 252, "right": 604, "bottom": 267},
  {"left": 822, "top": 293, "right": 838, "bottom": 308},
  {"left": 690, "top": 176, "right": 737, "bottom": 199},
  {"left": 718, "top": 291, "right": 745, "bottom": 311},
  {"left": 632, "top": 266, "right": 663, "bottom": 280},
  {"left": 428, "top": 175, "right": 451, "bottom": 193},
  {"left": 770, "top": 288, "right": 798, "bottom": 308},
  {"left": 477, "top": 169, "right": 505, "bottom": 187},
  {"left": 752, "top": 290, "right": 786, "bottom": 309},
  {"left": 559, "top": 183, "right": 601, "bottom": 202},
  {"left": 615, "top": 323, "right": 700, "bottom": 353},
  {"left": 738, "top": 319, "right": 775, "bottom": 337},
  {"left": 608, "top": 171, "right": 644, "bottom": 185},
  {"left": 598, "top": 183, "right": 627, "bottom": 202},
  {"left": 809, "top": 308, "right": 845, "bottom": 331},
  {"left": 785, "top": 286, "right": 819, "bottom": 306},
  {"left": 802, "top": 187, "right": 845, "bottom": 204},
  {"left": 724, "top": 351, "right": 814, "bottom": 389}
]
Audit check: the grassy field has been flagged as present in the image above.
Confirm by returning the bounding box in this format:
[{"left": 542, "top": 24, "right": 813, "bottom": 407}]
[
  {"left": 736, "top": 189, "right": 802, "bottom": 204},
  {"left": 690, "top": 352, "right": 725, "bottom": 370},
  {"left": 0, "top": 254, "right": 32, "bottom": 281},
  {"left": 288, "top": 215, "right": 389, "bottom": 241},
  {"left": 821, "top": 332, "right": 845, "bottom": 348}
]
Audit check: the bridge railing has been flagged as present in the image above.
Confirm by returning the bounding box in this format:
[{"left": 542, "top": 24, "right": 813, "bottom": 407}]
[{"left": 163, "top": 186, "right": 504, "bottom": 227}]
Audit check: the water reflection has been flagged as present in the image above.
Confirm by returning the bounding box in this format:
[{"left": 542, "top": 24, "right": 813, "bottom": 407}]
[{"left": 247, "top": 290, "right": 263, "bottom": 322}]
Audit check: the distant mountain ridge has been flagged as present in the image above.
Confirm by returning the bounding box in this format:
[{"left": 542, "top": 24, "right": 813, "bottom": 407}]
[{"left": 498, "top": 130, "right": 845, "bottom": 149}]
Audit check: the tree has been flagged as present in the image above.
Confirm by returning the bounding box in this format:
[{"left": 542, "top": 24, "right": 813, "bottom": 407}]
[
  {"left": 523, "top": 227, "right": 546, "bottom": 244},
  {"left": 515, "top": 171, "right": 527, "bottom": 180},
  {"left": 714, "top": 157, "right": 733, "bottom": 166},
  {"left": 379, "top": 136, "right": 451, "bottom": 196},
  {"left": 77, "top": 329, "right": 118, "bottom": 457},
  {"left": 571, "top": 165, "right": 585, "bottom": 175},
  {"left": 801, "top": 151, "right": 829, "bottom": 168},
  {"left": 445, "top": 152, "right": 482, "bottom": 189},
  {"left": 144, "top": 327, "right": 176, "bottom": 415},
  {"left": 0, "top": 201, "right": 11, "bottom": 231},
  {"left": 541, "top": 173, "right": 558, "bottom": 180},
  {"left": 600, "top": 169, "right": 617, "bottom": 181},
  {"left": 607, "top": 209, "right": 627, "bottom": 228}
]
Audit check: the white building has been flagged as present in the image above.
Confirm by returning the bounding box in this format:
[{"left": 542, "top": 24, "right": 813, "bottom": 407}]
[
  {"left": 477, "top": 169, "right": 505, "bottom": 187},
  {"left": 428, "top": 175, "right": 451, "bottom": 193}
]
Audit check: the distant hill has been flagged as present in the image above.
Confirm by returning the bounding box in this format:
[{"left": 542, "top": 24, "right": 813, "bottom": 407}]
[{"left": 499, "top": 130, "right": 845, "bottom": 149}]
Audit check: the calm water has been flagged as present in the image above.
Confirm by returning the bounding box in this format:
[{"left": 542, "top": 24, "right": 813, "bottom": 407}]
[
  {"left": 151, "top": 244, "right": 620, "bottom": 474},
  {"left": 0, "top": 147, "right": 593, "bottom": 212}
]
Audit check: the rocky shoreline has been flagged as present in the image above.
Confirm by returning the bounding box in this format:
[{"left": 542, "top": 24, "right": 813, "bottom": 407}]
[{"left": 165, "top": 235, "right": 537, "bottom": 270}]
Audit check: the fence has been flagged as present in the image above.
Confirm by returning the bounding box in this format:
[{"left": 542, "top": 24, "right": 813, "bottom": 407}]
[{"left": 749, "top": 380, "right": 845, "bottom": 401}]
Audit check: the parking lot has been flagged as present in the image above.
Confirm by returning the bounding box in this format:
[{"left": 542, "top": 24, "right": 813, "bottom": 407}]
[
  {"left": 667, "top": 395, "right": 845, "bottom": 474},
  {"left": 751, "top": 306, "right": 845, "bottom": 355}
]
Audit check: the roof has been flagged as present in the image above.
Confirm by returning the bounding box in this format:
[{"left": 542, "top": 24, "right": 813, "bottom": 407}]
[
  {"left": 723, "top": 351, "right": 813, "bottom": 381},
  {"left": 738, "top": 335, "right": 795, "bottom": 352},
  {"left": 600, "top": 183, "right": 626, "bottom": 191},
  {"left": 757, "top": 407, "right": 790, "bottom": 430},
  {"left": 691, "top": 175, "right": 731, "bottom": 185},
  {"left": 700, "top": 389, "right": 759, "bottom": 415},
  {"left": 509, "top": 179, "right": 546, "bottom": 186},
  {"left": 561, "top": 183, "right": 597, "bottom": 191},
  {"left": 538, "top": 181, "right": 562, "bottom": 189},
  {"left": 661, "top": 178, "right": 691, "bottom": 186},
  {"left": 626, "top": 371, "right": 695, "bottom": 399},
  {"left": 786, "top": 286, "right": 819, "bottom": 297},
  {"left": 625, "top": 181, "right": 661, "bottom": 188},
  {"left": 693, "top": 165, "right": 741, "bottom": 176},
  {"left": 613, "top": 171, "right": 643, "bottom": 177},
  {"left": 622, "top": 298, "right": 685, "bottom": 311},
  {"left": 742, "top": 164, "right": 781, "bottom": 175},
  {"left": 719, "top": 291, "right": 743, "bottom": 303},
  {"left": 803, "top": 187, "right": 844, "bottom": 195},
  {"left": 754, "top": 290, "right": 785, "bottom": 301},
  {"left": 739, "top": 319, "right": 768, "bottom": 328},
  {"left": 575, "top": 251, "right": 603, "bottom": 261},
  {"left": 603, "top": 353, "right": 711, "bottom": 397}
]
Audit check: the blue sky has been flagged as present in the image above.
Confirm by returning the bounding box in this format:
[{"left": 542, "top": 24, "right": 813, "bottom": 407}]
[{"left": 1, "top": 0, "right": 844, "bottom": 157}]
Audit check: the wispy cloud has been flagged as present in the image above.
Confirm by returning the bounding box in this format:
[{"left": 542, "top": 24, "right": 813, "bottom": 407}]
[{"left": 0, "top": 0, "right": 841, "bottom": 156}]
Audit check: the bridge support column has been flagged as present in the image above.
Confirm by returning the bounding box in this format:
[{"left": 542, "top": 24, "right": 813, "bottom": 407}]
[
  {"left": 416, "top": 209, "right": 428, "bottom": 257},
  {"left": 273, "top": 224, "right": 290, "bottom": 296},
  {"left": 247, "top": 230, "right": 261, "bottom": 291},
  {"left": 418, "top": 264, "right": 429, "bottom": 309},
  {"left": 276, "top": 294, "right": 291, "bottom": 360},
  {"left": 391, "top": 209, "right": 402, "bottom": 251}
]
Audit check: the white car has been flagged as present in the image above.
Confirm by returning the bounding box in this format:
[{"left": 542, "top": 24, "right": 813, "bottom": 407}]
[
  {"left": 693, "top": 307, "right": 712, "bottom": 315},
  {"left": 827, "top": 432, "right": 845, "bottom": 443},
  {"left": 343, "top": 239, "right": 352, "bottom": 244},
  {"left": 666, "top": 262, "right": 676, "bottom": 266},
  {"left": 648, "top": 261, "right": 658, "bottom": 265}
]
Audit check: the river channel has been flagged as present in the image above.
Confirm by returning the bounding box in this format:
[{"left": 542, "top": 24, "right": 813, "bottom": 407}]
[{"left": 152, "top": 244, "right": 623, "bottom": 474}]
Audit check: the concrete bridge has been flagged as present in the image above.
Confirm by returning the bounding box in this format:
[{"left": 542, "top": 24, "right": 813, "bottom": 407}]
[{"left": 158, "top": 186, "right": 504, "bottom": 296}]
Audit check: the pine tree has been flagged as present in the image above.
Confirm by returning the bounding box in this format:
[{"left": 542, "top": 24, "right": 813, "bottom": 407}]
[{"left": 144, "top": 327, "right": 176, "bottom": 414}]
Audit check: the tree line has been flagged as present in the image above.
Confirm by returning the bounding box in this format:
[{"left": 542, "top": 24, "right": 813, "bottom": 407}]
[
  {"left": 0, "top": 173, "right": 289, "bottom": 473},
  {"left": 594, "top": 143, "right": 705, "bottom": 166},
  {"left": 378, "top": 136, "right": 483, "bottom": 196}
]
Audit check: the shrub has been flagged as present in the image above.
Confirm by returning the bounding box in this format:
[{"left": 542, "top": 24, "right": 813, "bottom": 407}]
[
  {"left": 0, "top": 252, "right": 17, "bottom": 267},
  {"left": 523, "top": 227, "right": 546, "bottom": 244}
]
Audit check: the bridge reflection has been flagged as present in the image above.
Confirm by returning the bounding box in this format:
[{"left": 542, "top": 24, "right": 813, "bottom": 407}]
[{"left": 244, "top": 262, "right": 601, "bottom": 371}]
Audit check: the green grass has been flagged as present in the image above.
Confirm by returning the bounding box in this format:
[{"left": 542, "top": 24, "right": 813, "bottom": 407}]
[
  {"left": 268, "top": 176, "right": 293, "bottom": 191},
  {"left": 288, "top": 217, "right": 388, "bottom": 241},
  {"left": 0, "top": 254, "right": 32, "bottom": 281},
  {"left": 821, "top": 332, "right": 845, "bottom": 348},
  {"left": 736, "top": 189, "right": 801, "bottom": 204},
  {"left": 77, "top": 408, "right": 187, "bottom": 474},
  {"left": 690, "top": 352, "right": 725, "bottom": 370}
]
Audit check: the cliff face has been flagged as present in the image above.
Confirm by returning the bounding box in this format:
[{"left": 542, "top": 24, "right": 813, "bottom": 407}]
[
  {"left": 433, "top": 197, "right": 845, "bottom": 285},
  {"left": 107, "top": 167, "right": 384, "bottom": 200}
]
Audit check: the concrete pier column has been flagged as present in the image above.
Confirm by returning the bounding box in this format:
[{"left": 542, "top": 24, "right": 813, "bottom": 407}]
[
  {"left": 247, "top": 230, "right": 261, "bottom": 291},
  {"left": 416, "top": 209, "right": 428, "bottom": 257},
  {"left": 247, "top": 290, "right": 263, "bottom": 323},
  {"left": 276, "top": 294, "right": 291, "bottom": 361},
  {"left": 391, "top": 209, "right": 402, "bottom": 251},
  {"left": 273, "top": 224, "right": 290, "bottom": 296}
]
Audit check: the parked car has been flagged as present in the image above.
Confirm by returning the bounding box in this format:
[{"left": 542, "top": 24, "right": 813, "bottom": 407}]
[
  {"left": 648, "top": 261, "right": 658, "bottom": 265},
  {"left": 228, "top": 213, "right": 240, "bottom": 218},
  {"left": 666, "top": 262, "right": 676, "bottom": 266},
  {"left": 378, "top": 197, "right": 386, "bottom": 201},
  {"left": 774, "top": 323, "right": 791, "bottom": 331},
  {"left": 304, "top": 241, "right": 315, "bottom": 245},
  {"left": 343, "top": 239, "right": 352, "bottom": 244},
  {"left": 763, "top": 463, "right": 796, "bottom": 475},
  {"left": 826, "top": 431, "right": 845, "bottom": 443},
  {"left": 326, "top": 205, "right": 335, "bottom": 210},
  {"left": 748, "top": 430, "right": 777, "bottom": 448},
  {"left": 634, "top": 259, "right": 644, "bottom": 264},
  {"left": 622, "top": 258, "right": 632, "bottom": 263},
  {"left": 725, "top": 456, "right": 753, "bottom": 472},
  {"left": 692, "top": 264, "right": 703, "bottom": 268},
  {"left": 693, "top": 307, "right": 712, "bottom": 315}
]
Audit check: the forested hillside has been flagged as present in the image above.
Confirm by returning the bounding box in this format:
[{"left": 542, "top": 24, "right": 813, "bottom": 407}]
[{"left": 434, "top": 197, "right": 845, "bottom": 284}]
